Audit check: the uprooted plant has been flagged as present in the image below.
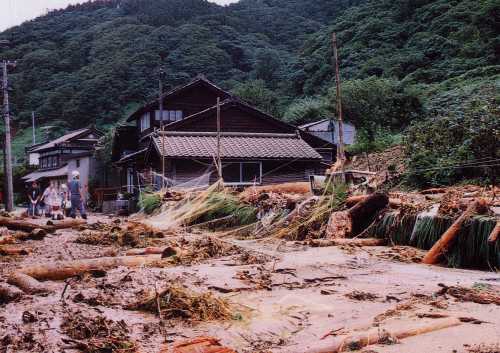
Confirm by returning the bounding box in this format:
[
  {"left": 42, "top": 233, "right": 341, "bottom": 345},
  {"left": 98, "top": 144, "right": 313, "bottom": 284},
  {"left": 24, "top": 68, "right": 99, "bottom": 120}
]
[{"left": 126, "top": 284, "right": 233, "bottom": 322}]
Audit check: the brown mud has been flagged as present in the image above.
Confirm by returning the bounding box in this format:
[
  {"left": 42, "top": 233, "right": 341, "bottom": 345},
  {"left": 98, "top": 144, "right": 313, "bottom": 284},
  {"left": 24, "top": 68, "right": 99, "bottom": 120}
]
[{"left": 1, "top": 214, "right": 499, "bottom": 353}]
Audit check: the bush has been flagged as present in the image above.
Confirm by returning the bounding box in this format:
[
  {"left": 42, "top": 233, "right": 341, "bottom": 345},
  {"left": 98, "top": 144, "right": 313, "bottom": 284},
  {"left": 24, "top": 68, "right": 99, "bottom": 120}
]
[
  {"left": 404, "top": 89, "right": 499, "bottom": 187},
  {"left": 283, "top": 97, "right": 331, "bottom": 125},
  {"left": 139, "top": 193, "right": 162, "bottom": 214},
  {"left": 347, "top": 128, "right": 402, "bottom": 155}
]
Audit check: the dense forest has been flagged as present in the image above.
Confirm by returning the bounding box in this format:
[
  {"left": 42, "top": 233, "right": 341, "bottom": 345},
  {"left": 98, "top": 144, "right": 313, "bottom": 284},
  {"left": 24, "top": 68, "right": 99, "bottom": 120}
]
[{"left": 0, "top": 0, "right": 498, "bottom": 186}]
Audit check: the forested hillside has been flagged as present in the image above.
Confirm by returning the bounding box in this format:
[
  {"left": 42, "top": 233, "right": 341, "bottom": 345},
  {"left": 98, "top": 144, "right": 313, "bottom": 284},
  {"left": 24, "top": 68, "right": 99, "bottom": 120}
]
[{"left": 0, "top": 0, "right": 498, "bottom": 186}]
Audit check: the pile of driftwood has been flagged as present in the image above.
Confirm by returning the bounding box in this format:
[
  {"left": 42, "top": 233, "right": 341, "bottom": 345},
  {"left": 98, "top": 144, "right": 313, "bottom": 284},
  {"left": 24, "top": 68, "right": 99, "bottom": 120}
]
[{"left": 0, "top": 217, "right": 87, "bottom": 258}]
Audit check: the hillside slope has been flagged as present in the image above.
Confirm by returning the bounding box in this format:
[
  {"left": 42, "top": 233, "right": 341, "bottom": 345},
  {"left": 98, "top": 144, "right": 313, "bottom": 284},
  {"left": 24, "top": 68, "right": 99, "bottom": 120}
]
[{"left": 0, "top": 0, "right": 498, "bottom": 164}]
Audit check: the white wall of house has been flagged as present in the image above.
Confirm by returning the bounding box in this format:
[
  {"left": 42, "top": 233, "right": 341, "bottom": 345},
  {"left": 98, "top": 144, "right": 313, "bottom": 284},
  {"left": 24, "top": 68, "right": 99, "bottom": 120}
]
[
  {"left": 28, "top": 152, "right": 40, "bottom": 166},
  {"left": 66, "top": 156, "right": 91, "bottom": 197}
]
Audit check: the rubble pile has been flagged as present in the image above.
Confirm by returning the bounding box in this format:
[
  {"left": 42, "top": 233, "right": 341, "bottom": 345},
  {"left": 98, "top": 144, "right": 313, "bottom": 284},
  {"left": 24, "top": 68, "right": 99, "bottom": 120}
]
[
  {"left": 76, "top": 221, "right": 167, "bottom": 248},
  {"left": 127, "top": 284, "right": 233, "bottom": 321},
  {"left": 171, "top": 236, "right": 242, "bottom": 265},
  {"left": 61, "top": 309, "right": 137, "bottom": 353}
]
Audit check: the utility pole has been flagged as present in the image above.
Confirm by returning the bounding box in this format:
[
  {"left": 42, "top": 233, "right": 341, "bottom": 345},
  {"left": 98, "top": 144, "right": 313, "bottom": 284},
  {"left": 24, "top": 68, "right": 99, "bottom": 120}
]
[
  {"left": 159, "top": 67, "right": 166, "bottom": 189},
  {"left": 32, "top": 111, "right": 36, "bottom": 145},
  {"left": 1, "top": 59, "right": 16, "bottom": 211},
  {"left": 332, "top": 33, "right": 346, "bottom": 177},
  {"left": 216, "top": 97, "right": 222, "bottom": 179}
]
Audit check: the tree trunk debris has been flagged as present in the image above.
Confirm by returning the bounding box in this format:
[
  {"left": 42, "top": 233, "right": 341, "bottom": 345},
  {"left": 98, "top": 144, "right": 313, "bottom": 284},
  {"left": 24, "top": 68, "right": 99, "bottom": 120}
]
[
  {"left": 14, "top": 254, "right": 164, "bottom": 281},
  {"left": 327, "top": 193, "right": 389, "bottom": 238},
  {"left": 0, "top": 217, "right": 55, "bottom": 233},
  {"left": 308, "top": 238, "right": 386, "bottom": 247},
  {"left": 422, "top": 199, "right": 489, "bottom": 264},
  {"left": 301, "top": 317, "right": 461, "bottom": 353},
  {"left": 7, "top": 272, "right": 53, "bottom": 294},
  {"left": 487, "top": 220, "right": 500, "bottom": 243}
]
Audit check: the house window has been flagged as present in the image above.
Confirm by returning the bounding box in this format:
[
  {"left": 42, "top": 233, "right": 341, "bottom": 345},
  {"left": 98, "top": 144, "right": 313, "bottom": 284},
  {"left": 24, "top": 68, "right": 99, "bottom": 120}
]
[
  {"left": 127, "top": 168, "right": 134, "bottom": 193},
  {"left": 222, "top": 162, "right": 262, "bottom": 185},
  {"left": 155, "top": 110, "right": 183, "bottom": 122},
  {"left": 76, "top": 159, "right": 80, "bottom": 168},
  {"left": 140, "top": 113, "right": 150, "bottom": 131}
]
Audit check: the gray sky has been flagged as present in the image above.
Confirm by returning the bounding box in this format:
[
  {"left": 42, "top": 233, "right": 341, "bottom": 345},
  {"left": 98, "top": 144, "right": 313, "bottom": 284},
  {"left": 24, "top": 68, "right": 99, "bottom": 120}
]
[{"left": 1, "top": 0, "right": 238, "bottom": 32}]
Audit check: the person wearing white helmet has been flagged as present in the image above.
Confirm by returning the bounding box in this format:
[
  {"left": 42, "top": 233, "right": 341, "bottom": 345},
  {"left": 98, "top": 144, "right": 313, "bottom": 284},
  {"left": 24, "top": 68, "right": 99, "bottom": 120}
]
[{"left": 68, "top": 170, "right": 87, "bottom": 220}]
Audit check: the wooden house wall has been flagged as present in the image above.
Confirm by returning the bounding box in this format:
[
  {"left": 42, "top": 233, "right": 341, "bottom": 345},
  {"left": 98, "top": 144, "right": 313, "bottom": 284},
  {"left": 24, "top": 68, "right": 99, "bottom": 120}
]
[
  {"left": 138, "top": 84, "right": 231, "bottom": 137},
  {"left": 168, "top": 106, "right": 294, "bottom": 134},
  {"left": 157, "top": 158, "right": 324, "bottom": 186}
]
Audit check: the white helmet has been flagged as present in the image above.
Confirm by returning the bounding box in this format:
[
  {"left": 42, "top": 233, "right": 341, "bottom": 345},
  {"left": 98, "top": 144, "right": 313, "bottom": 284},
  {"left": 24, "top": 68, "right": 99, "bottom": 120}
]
[{"left": 72, "top": 170, "right": 80, "bottom": 179}]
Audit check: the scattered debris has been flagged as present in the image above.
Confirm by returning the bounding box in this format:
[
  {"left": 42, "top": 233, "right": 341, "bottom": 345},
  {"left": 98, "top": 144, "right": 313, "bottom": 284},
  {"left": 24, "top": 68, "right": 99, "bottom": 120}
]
[
  {"left": 345, "top": 290, "right": 380, "bottom": 301},
  {"left": 436, "top": 283, "right": 500, "bottom": 305},
  {"left": 61, "top": 309, "right": 137, "bottom": 353},
  {"left": 160, "top": 336, "right": 236, "bottom": 353},
  {"left": 127, "top": 284, "right": 233, "bottom": 321}
]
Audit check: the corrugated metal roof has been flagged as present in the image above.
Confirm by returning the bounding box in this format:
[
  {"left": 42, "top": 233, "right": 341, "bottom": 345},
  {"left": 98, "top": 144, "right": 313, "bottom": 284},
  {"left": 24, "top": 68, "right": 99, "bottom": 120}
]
[{"left": 152, "top": 132, "right": 322, "bottom": 160}]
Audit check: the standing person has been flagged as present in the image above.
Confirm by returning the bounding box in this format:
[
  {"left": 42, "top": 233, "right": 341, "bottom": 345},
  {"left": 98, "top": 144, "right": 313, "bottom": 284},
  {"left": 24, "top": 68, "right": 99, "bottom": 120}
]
[
  {"left": 26, "top": 181, "right": 41, "bottom": 217},
  {"left": 50, "top": 182, "right": 63, "bottom": 220},
  {"left": 60, "top": 184, "right": 70, "bottom": 217},
  {"left": 69, "top": 171, "right": 87, "bottom": 220},
  {"left": 42, "top": 181, "right": 58, "bottom": 218}
]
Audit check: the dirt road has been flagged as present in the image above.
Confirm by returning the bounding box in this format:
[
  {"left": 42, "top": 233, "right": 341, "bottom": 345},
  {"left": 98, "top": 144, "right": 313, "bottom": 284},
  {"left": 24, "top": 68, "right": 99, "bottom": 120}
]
[{"left": 1, "top": 215, "right": 499, "bottom": 352}]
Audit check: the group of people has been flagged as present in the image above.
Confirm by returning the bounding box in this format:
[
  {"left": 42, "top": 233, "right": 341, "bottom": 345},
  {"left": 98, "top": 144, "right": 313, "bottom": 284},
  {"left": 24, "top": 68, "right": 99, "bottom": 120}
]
[{"left": 27, "top": 171, "right": 87, "bottom": 220}]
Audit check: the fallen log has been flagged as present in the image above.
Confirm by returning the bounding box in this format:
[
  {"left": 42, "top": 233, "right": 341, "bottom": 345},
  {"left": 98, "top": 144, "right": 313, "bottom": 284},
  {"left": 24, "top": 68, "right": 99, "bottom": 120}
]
[
  {"left": 46, "top": 219, "right": 87, "bottom": 230},
  {"left": 301, "top": 317, "right": 461, "bottom": 353},
  {"left": 0, "top": 283, "right": 24, "bottom": 304},
  {"left": 0, "top": 246, "right": 31, "bottom": 256},
  {"left": 421, "top": 188, "right": 447, "bottom": 195},
  {"left": 7, "top": 272, "right": 52, "bottom": 294},
  {"left": 0, "top": 217, "right": 55, "bottom": 233},
  {"left": 16, "top": 254, "right": 164, "bottom": 281},
  {"left": 308, "top": 238, "right": 386, "bottom": 247},
  {"left": 160, "top": 336, "right": 236, "bottom": 353},
  {"left": 488, "top": 220, "right": 500, "bottom": 243},
  {"left": 346, "top": 195, "right": 405, "bottom": 209},
  {"left": 422, "top": 199, "right": 489, "bottom": 265},
  {"left": 327, "top": 193, "right": 389, "bottom": 238}
]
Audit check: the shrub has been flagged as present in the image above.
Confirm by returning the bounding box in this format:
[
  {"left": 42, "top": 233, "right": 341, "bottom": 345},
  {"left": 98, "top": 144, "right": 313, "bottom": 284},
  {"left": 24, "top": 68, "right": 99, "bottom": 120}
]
[{"left": 139, "top": 193, "right": 162, "bottom": 214}]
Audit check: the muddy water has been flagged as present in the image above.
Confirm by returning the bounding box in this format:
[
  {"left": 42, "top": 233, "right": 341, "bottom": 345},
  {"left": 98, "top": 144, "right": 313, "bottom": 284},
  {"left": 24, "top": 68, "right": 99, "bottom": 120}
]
[{"left": 1, "top": 215, "right": 499, "bottom": 353}]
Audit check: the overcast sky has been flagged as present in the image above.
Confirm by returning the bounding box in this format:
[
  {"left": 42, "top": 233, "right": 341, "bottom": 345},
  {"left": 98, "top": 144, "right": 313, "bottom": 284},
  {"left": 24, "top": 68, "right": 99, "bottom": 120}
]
[{"left": 0, "top": 0, "right": 238, "bottom": 32}]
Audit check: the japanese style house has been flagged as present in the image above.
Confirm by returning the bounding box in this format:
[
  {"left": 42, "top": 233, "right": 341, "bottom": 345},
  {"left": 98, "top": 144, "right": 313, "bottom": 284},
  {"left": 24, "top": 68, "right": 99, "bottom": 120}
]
[
  {"left": 23, "top": 127, "right": 103, "bottom": 189},
  {"left": 112, "top": 76, "right": 335, "bottom": 192}
]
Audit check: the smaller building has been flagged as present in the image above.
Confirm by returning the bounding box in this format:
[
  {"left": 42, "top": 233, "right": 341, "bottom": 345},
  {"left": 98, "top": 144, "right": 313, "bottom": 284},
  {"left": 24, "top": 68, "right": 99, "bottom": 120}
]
[
  {"left": 299, "top": 119, "right": 356, "bottom": 146},
  {"left": 23, "top": 127, "right": 103, "bottom": 190}
]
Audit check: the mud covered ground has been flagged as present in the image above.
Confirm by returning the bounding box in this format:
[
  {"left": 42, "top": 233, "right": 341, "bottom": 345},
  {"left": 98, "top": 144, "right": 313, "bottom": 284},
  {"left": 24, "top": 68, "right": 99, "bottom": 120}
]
[{"left": 1, "top": 214, "right": 499, "bottom": 353}]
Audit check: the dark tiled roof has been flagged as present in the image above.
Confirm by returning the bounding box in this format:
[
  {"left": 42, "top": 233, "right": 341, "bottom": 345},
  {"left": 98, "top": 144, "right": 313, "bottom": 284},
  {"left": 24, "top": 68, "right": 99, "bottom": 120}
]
[{"left": 152, "top": 132, "right": 322, "bottom": 160}]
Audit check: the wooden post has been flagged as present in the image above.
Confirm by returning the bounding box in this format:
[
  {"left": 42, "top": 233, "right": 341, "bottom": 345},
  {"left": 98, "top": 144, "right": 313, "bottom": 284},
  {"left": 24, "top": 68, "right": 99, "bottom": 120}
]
[
  {"left": 159, "top": 69, "right": 165, "bottom": 190},
  {"left": 332, "top": 33, "right": 346, "bottom": 180},
  {"left": 216, "top": 97, "right": 222, "bottom": 180},
  {"left": 31, "top": 111, "right": 36, "bottom": 145},
  {"left": 1, "top": 60, "right": 16, "bottom": 211}
]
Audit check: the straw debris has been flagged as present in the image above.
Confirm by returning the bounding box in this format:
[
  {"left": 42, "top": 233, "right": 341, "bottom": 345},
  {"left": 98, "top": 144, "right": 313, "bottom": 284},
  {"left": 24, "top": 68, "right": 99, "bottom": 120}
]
[
  {"left": 127, "top": 284, "right": 233, "bottom": 322},
  {"left": 61, "top": 309, "right": 137, "bottom": 353}
]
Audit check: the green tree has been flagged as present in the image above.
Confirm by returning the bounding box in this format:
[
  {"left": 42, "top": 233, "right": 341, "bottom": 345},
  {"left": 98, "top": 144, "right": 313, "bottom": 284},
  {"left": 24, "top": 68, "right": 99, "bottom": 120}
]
[{"left": 231, "top": 80, "right": 280, "bottom": 116}]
